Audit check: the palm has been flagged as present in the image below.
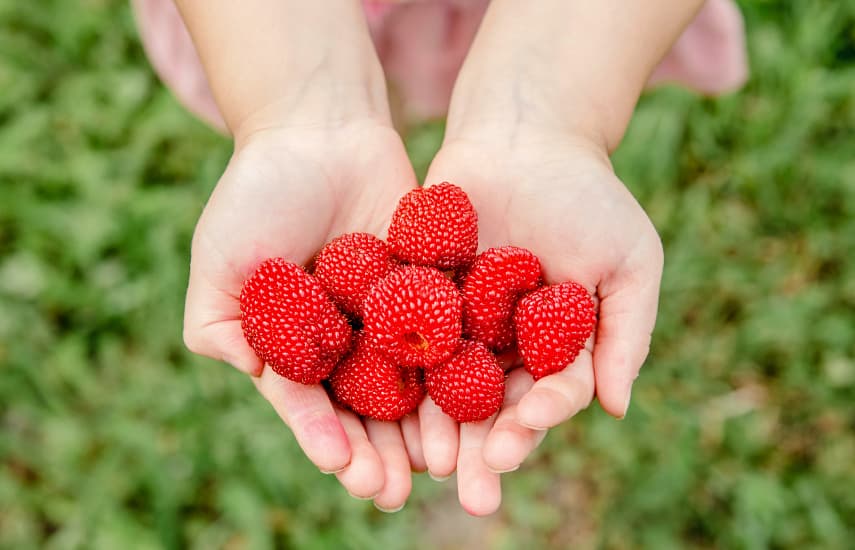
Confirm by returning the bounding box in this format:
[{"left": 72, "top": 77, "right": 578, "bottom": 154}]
[
  {"left": 184, "top": 121, "right": 421, "bottom": 509},
  {"left": 433, "top": 139, "right": 653, "bottom": 276},
  {"left": 422, "top": 136, "right": 664, "bottom": 514},
  {"left": 194, "top": 124, "right": 414, "bottom": 280}
]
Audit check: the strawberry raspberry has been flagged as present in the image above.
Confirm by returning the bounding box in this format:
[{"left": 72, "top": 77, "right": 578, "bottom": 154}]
[
  {"left": 329, "top": 334, "right": 425, "bottom": 421},
  {"left": 462, "top": 246, "right": 543, "bottom": 351},
  {"left": 387, "top": 182, "right": 478, "bottom": 270},
  {"left": 513, "top": 282, "right": 597, "bottom": 380},
  {"left": 313, "top": 232, "right": 395, "bottom": 316},
  {"left": 425, "top": 340, "right": 505, "bottom": 423},
  {"left": 362, "top": 265, "right": 462, "bottom": 368},
  {"left": 240, "top": 258, "right": 352, "bottom": 384}
]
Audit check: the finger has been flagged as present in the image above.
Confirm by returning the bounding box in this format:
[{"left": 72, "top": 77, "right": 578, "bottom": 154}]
[
  {"left": 400, "top": 413, "right": 427, "bottom": 472},
  {"left": 593, "top": 238, "right": 664, "bottom": 417},
  {"left": 334, "top": 408, "right": 385, "bottom": 499},
  {"left": 495, "top": 348, "right": 522, "bottom": 371},
  {"left": 184, "top": 278, "right": 263, "bottom": 376},
  {"left": 253, "top": 368, "right": 351, "bottom": 473},
  {"left": 482, "top": 368, "right": 547, "bottom": 473},
  {"left": 418, "top": 396, "right": 459, "bottom": 480},
  {"left": 457, "top": 418, "right": 502, "bottom": 517},
  {"left": 365, "top": 421, "right": 412, "bottom": 513},
  {"left": 515, "top": 349, "right": 595, "bottom": 429}
]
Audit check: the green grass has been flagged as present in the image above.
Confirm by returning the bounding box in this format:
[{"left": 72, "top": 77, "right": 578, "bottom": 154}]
[{"left": 1, "top": 1, "right": 854, "bottom": 548}]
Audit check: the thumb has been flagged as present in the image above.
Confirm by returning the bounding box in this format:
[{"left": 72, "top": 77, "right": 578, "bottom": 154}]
[
  {"left": 593, "top": 237, "right": 664, "bottom": 417},
  {"left": 183, "top": 270, "right": 264, "bottom": 376}
]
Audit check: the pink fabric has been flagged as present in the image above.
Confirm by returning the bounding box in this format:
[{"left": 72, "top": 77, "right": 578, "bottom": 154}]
[
  {"left": 369, "top": 0, "right": 490, "bottom": 120},
  {"left": 132, "top": 0, "right": 225, "bottom": 131},
  {"left": 648, "top": 0, "right": 748, "bottom": 93},
  {"left": 132, "top": 0, "right": 748, "bottom": 132}
]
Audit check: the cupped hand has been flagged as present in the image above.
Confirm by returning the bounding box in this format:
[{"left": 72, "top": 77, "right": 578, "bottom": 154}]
[
  {"left": 182, "top": 119, "right": 424, "bottom": 511},
  {"left": 421, "top": 132, "right": 664, "bottom": 515}
]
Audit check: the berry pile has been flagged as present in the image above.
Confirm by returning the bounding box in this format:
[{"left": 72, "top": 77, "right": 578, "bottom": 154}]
[{"left": 239, "top": 183, "right": 596, "bottom": 423}]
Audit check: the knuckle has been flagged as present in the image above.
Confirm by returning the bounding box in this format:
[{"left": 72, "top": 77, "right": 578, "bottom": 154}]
[
  {"left": 294, "top": 409, "right": 341, "bottom": 439},
  {"left": 557, "top": 369, "right": 595, "bottom": 406},
  {"left": 646, "top": 225, "right": 665, "bottom": 271},
  {"left": 182, "top": 325, "right": 207, "bottom": 356}
]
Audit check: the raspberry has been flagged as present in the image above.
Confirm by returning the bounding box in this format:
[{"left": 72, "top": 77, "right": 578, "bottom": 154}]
[
  {"left": 461, "top": 246, "right": 542, "bottom": 351},
  {"left": 387, "top": 182, "right": 478, "bottom": 270},
  {"left": 329, "top": 334, "right": 425, "bottom": 421},
  {"left": 513, "top": 282, "right": 597, "bottom": 380},
  {"left": 425, "top": 340, "right": 505, "bottom": 423},
  {"left": 240, "top": 258, "right": 352, "bottom": 384},
  {"left": 362, "top": 265, "right": 462, "bottom": 368},
  {"left": 313, "top": 232, "right": 395, "bottom": 316}
]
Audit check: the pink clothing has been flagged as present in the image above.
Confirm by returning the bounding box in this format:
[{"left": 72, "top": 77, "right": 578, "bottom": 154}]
[
  {"left": 648, "top": 0, "right": 747, "bottom": 93},
  {"left": 133, "top": 0, "right": 748, "bottom": 132}
]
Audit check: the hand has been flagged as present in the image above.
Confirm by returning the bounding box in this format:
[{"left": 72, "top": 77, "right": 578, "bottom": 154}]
[
  {"left": 421, "top": 131, "right": 664, "bottom": 515},
  {"left": 182, "top": 118, "right": 424, "bottom": 511}
]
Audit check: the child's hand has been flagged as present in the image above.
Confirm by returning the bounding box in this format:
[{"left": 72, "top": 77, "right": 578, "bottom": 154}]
[
  {"left": 182, "top": 119, "right": 421, "bottom": 510},
  {"left": 170, "top": 0, "right": 439, "bottom": 512},
  {"left": 422, "top": 131, "right": 664, "bottom": 515},
  {"left": 416, "top": 0, "right": 703, "bottom": 515}
]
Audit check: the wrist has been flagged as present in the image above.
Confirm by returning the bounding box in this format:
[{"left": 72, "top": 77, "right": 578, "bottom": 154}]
[
  {"left": 443, "top": 0, "right": 703, "bottom": 153},
  {"left": 177, "top": 0, "right": 392, "bottom": 140},
  {"left": 443, "top": 74, "right": 614, "bottom": 161},
  {"left": 232, "top": 66, "right": 392, "bottom": 145},
  {"left": 445, "top": 46, "right": 638, "bottom": 153}
]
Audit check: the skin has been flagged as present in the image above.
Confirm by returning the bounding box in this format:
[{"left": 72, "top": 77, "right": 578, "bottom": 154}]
[
  {"left": 184, "top": 119, "right": 420, "bottom": 507},
  {"left": 421, "top": 135, "right": 664, "bottom": 515},
  {"left": 413, "top": 0, "right": 702, "bottom": 515},
  {"left": 178, "top": 0, "right": 420, "bottom": 512},
  {"left": 176, "top": 0, "right": 702, "bottom": 516}
]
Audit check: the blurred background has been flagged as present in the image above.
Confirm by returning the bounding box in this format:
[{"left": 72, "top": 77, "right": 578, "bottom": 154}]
[{"left": 1, "top": 1, "right": 853, "bottom": 548}]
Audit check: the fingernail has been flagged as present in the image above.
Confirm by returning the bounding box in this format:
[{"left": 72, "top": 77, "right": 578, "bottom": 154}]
[
  {"left": 221, "top": 353, "right": 239, "bottom": 370},
  {"left": 374, "top": 502, "right": 405, "bottom": 513},
  {"left": 619, "top": 387, "right": 632, "bottom": 420},
  {"left": 515, "top": 403, "right": 549, "bottom": 430},
  {"left": 517, "top": 420, "right": 548, "bottom": 431},
  {"left": 223, "top": 354, "right": 264, "bottom": 377},
  {"left": 516, "top": 411, "right": 548, "bottom": 430},
  {"left": 487, "top": 464, "right": 519, "bottom": 474},
  {"left": 320, "top": 464, "right": 349, "bottom": 475},
  {"left": 428, "top": 471, "right": 450, "bottom": 482},
  {"left": 347, "top": 491, "right": 379, "bottom": 501}
]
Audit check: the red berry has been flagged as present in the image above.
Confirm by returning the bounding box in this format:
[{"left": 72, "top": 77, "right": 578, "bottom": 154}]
[
  {"left": 313, "top": 232, "right": 395, "bottom": 316},
  {"left": 329, "top": 334, "right": 425, "bottom": 421},
  {"left": 362, "top": 265, "right": 462, "bottom": 368},
  {"left": 462, "top": 246, "right": 542, "bottom": 351},
  {"left": 513, "top": 282, "right": 596, "bottom": 380},
  {"left": 387, "top": 182, "right": 478, "bottom": 270},
  {"left": 425, "top": 340, "right": 505, "bottom": 423},
  {"left": 240, "top": 258, "right": 352, "bottom": 384}
]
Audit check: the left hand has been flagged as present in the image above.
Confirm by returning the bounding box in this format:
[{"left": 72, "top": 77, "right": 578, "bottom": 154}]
[{"left": 419, "top": 129, "right": 664, "bottom": 515}]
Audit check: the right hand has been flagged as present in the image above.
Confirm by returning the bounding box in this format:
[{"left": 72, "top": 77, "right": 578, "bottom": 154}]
[{"left": 182, "top": 116, "right": 422, "bottom": 511}]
